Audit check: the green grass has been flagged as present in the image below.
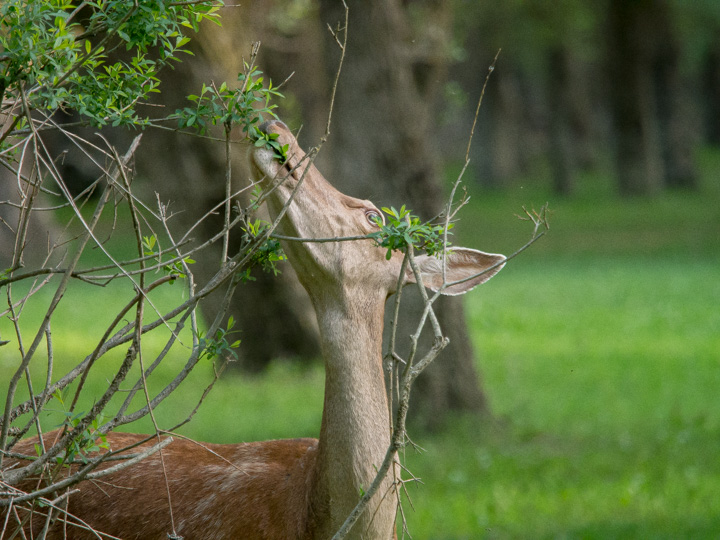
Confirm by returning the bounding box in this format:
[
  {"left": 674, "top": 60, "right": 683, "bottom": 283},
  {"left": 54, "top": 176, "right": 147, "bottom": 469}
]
[
  {"left": 2, "top": 149, "right": 720, "bottom": 538},
  {"left": 396, "top": 149, "right": 720, "bottom": 538},
  {"left": 402, "top": 257, "right": 720, "bottom": 539}
]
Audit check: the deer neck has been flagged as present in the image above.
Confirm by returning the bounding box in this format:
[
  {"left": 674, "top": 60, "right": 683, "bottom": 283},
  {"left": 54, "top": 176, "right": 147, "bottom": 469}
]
[{"left": 310, "top": 288, "right": 396, "bottom": 539}]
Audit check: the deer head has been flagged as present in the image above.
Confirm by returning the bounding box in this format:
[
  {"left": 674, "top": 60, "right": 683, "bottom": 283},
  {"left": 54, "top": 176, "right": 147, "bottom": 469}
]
[{"left": 249, "top": 120, "right": 506, "bottom": 302}]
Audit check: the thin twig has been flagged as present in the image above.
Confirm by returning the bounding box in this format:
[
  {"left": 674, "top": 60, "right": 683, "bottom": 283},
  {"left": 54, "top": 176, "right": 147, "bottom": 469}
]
[{"left": 464, "top": 49, "right": 501, "bottom": 163}]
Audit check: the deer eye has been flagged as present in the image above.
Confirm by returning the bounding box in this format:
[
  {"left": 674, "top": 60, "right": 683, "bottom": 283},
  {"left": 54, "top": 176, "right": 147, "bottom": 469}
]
[{"left": 365, "top": 209, "right": 382, "bottom": 226}]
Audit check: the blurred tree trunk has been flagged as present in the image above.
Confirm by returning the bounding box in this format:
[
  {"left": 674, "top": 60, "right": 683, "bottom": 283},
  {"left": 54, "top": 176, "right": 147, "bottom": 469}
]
[
  {"left": 317, "top": 0, "right": 490, "bottom": 428},
  {"left": 607, "top": 0, "right": 699, "bottom": 195},
  {"left": 652, "top": 3, "right": 699, "bottom": 191},
  {"left": 489, "top": 66, "right": 532, "bottom": 188},
  {"left": 135, "top": 7, "right": 321, "bottom": 371},
  {"left": 608, "top": 0, "right": 664, "bottom": 196},
  {"left": 704, "top": 38, "right": 720, "bottom": 146},
  {"left": 548, "top": 47, "right": 577, "bottom": 196}
]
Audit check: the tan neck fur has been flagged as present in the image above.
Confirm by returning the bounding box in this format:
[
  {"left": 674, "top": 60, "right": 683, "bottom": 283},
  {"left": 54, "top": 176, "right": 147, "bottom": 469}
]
[{"left": 310, "top": 289, "right": 396, "bottom": 539}]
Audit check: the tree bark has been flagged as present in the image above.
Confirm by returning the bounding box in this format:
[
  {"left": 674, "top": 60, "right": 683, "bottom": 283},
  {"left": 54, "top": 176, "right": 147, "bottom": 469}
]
[
  {"left": 703, "top": 38, "right": 720, "bottom": 146},
  {"left": 608, "top": 0, "right": 665, "bottom": 196},
  {"left": 651, "top": 2, "right": 699, "bottom": 191},
  {"left": 548, "top": 47, "right": 577, "bottom": 196},
  {"left": 317, "top": 0, "right": 490, "bottom": 426}
]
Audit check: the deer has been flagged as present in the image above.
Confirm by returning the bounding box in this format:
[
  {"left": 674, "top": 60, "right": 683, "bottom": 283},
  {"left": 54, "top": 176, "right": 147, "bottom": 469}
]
[{"left": 4, "top": 120, "right": 505, "bottom": 539}]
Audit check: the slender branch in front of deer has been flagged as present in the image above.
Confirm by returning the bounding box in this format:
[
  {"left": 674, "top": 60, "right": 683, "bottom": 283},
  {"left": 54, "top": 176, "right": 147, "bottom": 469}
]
[
  {"left": 9, "top": 85, "right": 42, "bottom": 274},
  {"left": 323, "top": 0, "right": 349, "bottom": 139},
  {"left": 157, "top": 425, "right": 253, "bottom": 478},
  {"left": 406, "top": 249, "right": 443, "bottom": 358},
  {"left": 86, "top": 438, "right": 174, "bottom": 482},
  {"left": 442, "top": 49, "right": 500, "bottom": 286},
  {"left": 6, "top": 323, "right": 55, "bottom": 452},
  {"left": 158, "top": 191, "right": 201, "bottom": 356},
  {"left": 0, "top": 488, "right": 15, "bottom": 538},
  {"left": 114, "top": 312, "right": 192, "bottom": 422},
  {"left": 222, "top": 122, "right": 233, "bottom": 263},
  {"left": 3, "top": 277, "right": 37, "bottom": 448},
  {"left": 386, "top": 252, "right": 411, "bottom": 434}
]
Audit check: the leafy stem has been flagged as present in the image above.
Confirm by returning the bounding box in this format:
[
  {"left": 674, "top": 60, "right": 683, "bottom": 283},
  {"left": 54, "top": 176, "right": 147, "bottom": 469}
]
[{"left": 369, "top": 205, "right": 452, "bottom": 260}]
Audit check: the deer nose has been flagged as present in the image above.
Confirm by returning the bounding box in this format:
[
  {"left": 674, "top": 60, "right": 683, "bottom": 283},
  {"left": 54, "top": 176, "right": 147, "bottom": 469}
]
[{"left": 258, "top": 119, "right": 289, "bottom": 133}]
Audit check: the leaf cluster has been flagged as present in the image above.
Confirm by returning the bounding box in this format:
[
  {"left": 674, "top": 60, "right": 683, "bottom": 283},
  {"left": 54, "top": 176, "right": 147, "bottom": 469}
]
[
  {"left": 173, "top": 67, "right": 288, "bottom": 162},
  {"left": 238, "top": 219, "right": 287, "bottom": 280},
  {"left": 369, "top": 205, "right": 452, "bottom": 260},
  {"left": 142, "top": 235, "right": 195, "bottom": 284},
  {"left": 198, "top": 316, "right": 241, "bottom": 362},
  {"left": 0, "top": 0, "right": 222, "bottom": 134}
]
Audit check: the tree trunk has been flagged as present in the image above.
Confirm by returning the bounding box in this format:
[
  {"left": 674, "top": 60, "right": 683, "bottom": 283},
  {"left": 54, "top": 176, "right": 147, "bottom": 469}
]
[
  {"left": 703, "top": 38, "right": 720, "bottom": 146},
  {"left": 651, "top": 2, "right": 699, "bottom": 191},
  {"left": 548, "top": 47, "right": 577, "bottom": 196},
  {"left": 607, "top": 0, "right": 665, "bottom": 196},
  {"left": 317, "top": 0, "right": 491, "bottom": 426}
]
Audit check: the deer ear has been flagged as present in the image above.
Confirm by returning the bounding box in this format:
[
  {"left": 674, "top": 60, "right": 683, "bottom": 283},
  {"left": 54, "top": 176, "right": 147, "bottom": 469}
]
[{"left": 405, "top": 248, "right": 506, "bottom": 296}]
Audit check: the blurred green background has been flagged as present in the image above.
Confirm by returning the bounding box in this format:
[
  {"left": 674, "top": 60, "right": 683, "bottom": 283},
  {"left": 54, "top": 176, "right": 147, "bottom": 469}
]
[{"left": 2, "top": 1, "right": 720, "bottom": 538}]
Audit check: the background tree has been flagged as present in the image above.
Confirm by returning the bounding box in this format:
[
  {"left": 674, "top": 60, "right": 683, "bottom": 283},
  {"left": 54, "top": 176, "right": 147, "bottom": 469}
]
[{"left": 314, "top": 0, "right": 490, "bottom": 425}]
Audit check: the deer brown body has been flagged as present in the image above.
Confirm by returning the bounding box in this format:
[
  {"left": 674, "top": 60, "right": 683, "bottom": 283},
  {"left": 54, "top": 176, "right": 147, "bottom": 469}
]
[
  {"left": 12, "top": 434, "right": 318, "bottom": 539},
  {"left": 5, "top": 120, "right": 504, "bottom": 539}
]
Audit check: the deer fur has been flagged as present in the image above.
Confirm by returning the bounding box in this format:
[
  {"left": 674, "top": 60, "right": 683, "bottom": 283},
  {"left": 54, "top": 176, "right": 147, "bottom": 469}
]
[{"left": 5, "top": 120, "right": 505, "bottom": 539}]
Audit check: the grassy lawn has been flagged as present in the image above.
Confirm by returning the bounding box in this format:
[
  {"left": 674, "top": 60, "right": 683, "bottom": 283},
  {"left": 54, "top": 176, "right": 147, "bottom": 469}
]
[
  {"left": 398, "top": 150, "right": 720, "bottom": 538},
  {"left": 2, "top": 150, "right": 719, "bottom": 538},
  {"left": 404, "top": 256, "right": 720, "bottom": 539}
]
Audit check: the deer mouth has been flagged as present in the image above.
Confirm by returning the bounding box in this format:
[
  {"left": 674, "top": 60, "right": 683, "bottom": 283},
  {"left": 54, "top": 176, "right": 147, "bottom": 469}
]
[{"left": 250, "top": 120, "right": 297, "bottom": 182}]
